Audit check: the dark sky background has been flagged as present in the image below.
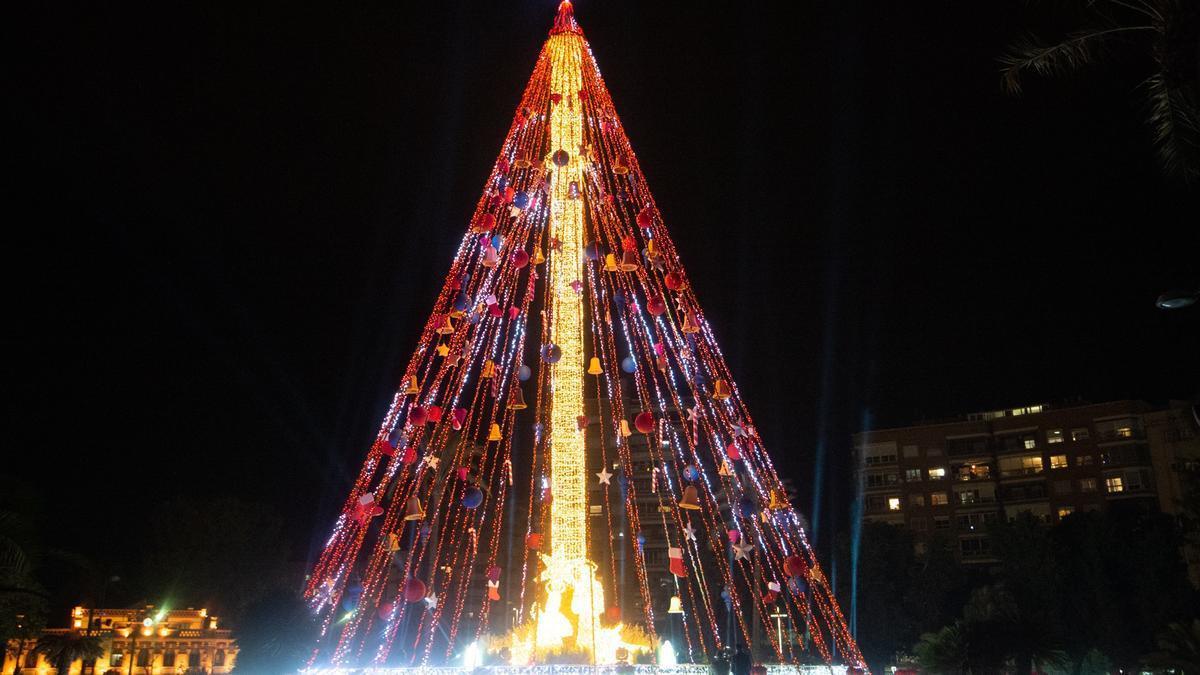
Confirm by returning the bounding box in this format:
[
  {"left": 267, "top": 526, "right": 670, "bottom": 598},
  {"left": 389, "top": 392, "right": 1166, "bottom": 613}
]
[{"left": 10, "top": 1, "right": 1197, "bottom": 591}]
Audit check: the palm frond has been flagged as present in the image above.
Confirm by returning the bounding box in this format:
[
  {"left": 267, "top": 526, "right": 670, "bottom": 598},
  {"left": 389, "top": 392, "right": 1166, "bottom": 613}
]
[
  {"left": 1145, "top": 70, "right": 1200, "bottom": 181},
  {"left": 999, "top": 25, "right": 1154, "bottom": 94}
]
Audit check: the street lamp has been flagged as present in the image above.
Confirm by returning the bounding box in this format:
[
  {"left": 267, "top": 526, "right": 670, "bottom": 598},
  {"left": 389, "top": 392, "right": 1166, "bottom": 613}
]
[{"left": 1155, "top": 289, "right": 1199, "bottom": 310}]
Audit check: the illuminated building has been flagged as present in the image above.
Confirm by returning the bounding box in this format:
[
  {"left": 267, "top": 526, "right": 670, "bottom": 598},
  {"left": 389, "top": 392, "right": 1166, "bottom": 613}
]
[
  {"left": 3, "top": 606, "right": 236, "bottom": 675},
  {"left": 853, "top": 399, "right": 1172, "bottom": 563},
  {"left": 1145, "top": 400, "right": 1200, "bottom": 587}
]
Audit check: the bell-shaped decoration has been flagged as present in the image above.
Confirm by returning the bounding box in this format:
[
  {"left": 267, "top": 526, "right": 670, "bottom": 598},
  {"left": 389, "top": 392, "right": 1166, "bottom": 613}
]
[
  {"left": 404, "top": 375, "right": 419, "bottom": 396},
  {"left": 508, "top": 387, "right": 527, "bottom": 410},
  {"left": 667, "top": 595, "right": 684, "bottom": 614},
  {"left": 533, "top": 247, "right": 546, "bottom": 265},
  {"left": 613, "top": 161, "right": 630, "bottom": 176},
  {"left": 513, "top": 151, "right": 532, "bottom": 169},
  {"left": 488, "top": 422, "right": 502, "bottom": 442},
  {"left": 619, "top": 249, "right": 640, "bottom": 272},
  {"left": 769, "top": 490, "right": 789, "bottom": 511},
  {"left": 481, "top": 245, "right": 500, "bottom": 268},
  {"left": 436, "top": 315, "right": 455, "bottom": 335},
  {"left": 587, "top": 356, "right": 603, "bottom": 375},
  {"left": 603, "top": 253, "right": 619, "bottom": 272},
  {"left": 619, "top": 419, "right": 632, "bottom": 438},
  {"left": 481, "top": 360, "right": 496, "bottom": 379},
  {"left": 403, "top": 496, "right": 425, "bottom": 522},
  {"left": 712, "top": 379, "right": 732, "bottom": 401},
  {"left": 682, "top": 311, "right": 701, "bottom": 334},
  {"left": 679, "top": 485, "right": 702, "bottom": 510}
]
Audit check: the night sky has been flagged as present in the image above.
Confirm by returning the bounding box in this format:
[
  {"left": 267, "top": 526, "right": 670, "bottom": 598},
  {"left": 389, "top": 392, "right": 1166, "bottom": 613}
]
[{"left": 10, "top": 1, "right": 1197, "bottom": 576}]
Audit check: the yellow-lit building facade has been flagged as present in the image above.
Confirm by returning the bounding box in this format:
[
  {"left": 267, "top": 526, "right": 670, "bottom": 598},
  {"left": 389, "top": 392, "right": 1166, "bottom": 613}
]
[{"left": 4, "top": 606, "right": 236, "bottom": 675}]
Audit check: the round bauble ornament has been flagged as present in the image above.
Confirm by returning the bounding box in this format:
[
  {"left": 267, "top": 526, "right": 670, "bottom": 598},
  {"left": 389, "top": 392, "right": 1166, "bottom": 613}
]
[
  {"left": 403, "top": 578, "right": 427, "bottom": 603},
  {"left": 634, "top": 412, "right": 654, "bottom": 434},
  {"left": 621, "top": 356, "right": 637, "bottom": 373},
  {"left": 518, "top": 364, "right": 532, "bottom": 381},
  {"left": 463, "top": 487, "right": 484, "bottom": 509}
]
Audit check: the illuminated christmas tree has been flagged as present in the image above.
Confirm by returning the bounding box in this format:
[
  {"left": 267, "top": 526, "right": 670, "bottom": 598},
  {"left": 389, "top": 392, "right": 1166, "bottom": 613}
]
[{"left": 304, "top": 2, "right": 867, "bottom": 670}]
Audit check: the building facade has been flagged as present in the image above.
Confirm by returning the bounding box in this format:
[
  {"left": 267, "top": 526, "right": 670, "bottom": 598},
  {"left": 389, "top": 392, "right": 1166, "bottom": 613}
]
[
  {"left": 1145, "top": 400, "right": 1200, "bottom": 586},
  {"left": 853, "top": 400, "right": 1163, "bottom": 564},
  {"left": 4, "top": 606, "right": 237, "bottom": 675}
]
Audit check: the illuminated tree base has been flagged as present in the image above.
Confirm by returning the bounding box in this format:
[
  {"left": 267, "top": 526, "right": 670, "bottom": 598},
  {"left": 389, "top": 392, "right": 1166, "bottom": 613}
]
[{"left": 301, "top": 666, "right": 851, "bottom": 675}]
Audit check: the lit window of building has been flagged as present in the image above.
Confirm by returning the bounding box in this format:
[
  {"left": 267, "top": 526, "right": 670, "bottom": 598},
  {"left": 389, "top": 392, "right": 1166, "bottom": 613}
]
[
  {"left": 1106, "top": 476, "right": 1125, "bottom": 493},
  {"left": 1057, "top": 506, "right": 1075, "bottom": 519},
  {"left": 1050, "top": 454, "right": 1068, "bottom": 469},
  {"left": 887, "top": 497, "right": 902, "bottom": 511},
  {"left": 910, "top": 494, "right": 926, "bottom": 507},
  {"left": 1079, "top": 477, "right": 1098, "bottom": 493},
  {"left": 999, "top": 454, "right": 1044, "bottom": 477},
  {"left": 928, "top": 467, "right": 947, "bottom": 480},
  {"left": 930, "top": 492, "right": 949, "bottom": 506},
  {"left": 1024, "top": 437, "right": 1037, "bottom": 449},
  {"left": 958, "top": 490, "right": 980, "bottom": 505},
  {"left": 1047, "top": 429, "right": 1064, "bottom": 444},
  {"left": 905, "top": 468, "right": 922, "bottom": 481}
]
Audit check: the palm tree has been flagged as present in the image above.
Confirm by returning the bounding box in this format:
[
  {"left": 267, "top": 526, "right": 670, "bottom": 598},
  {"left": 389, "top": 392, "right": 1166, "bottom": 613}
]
[
  {"left": 1143, "top": 619, "right": 1200, "bottom": 673},
  {"left": 33, "top": 632, "right": 105, "bottom": 674},
  {"left": 999, "top": 0, "right": 1200, "bottom": 182}
]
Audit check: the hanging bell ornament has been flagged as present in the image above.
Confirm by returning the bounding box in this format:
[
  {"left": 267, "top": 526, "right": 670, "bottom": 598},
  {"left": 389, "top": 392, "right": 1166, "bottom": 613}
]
[
  {"left": 718, "top": 460, "right": 735, "bottom": 477},
  {"left": 769, "top": 490, "right": 790, "bottom": 511},
  {"left": 513, "top": 150, "right": 532, "bottom": 169},
  {"left": 588, "top": 357, "right": 603, "bottom": 375},
  {"left": 667, "top": 595, "right": 683, "bottom": 614},
  {"left": 533, "top": 247, "right": 546, "bottom": 265},
  {"left": 679, "top": 485, "right": 702, "bottom": 510},
  {"left": 481, "top": 360, "right": 496, "bottom": 379},
  {"left": 613, "top": 161, "right": 630, "bottom": 176},
  {"left": 603, "top": 253, "right": 619, "bottom": 272},
  {"left": 712, "top": 379, "right": 732, "bottom": 401},
  {"left": 619, "top": 419, "right": 632, "bottom": 438},
  {"left": 619, "top": 249, "right": 640, "bottom": 272},
  {"left": 403, "top": 496, "right": 426, "bottom": 521},
  {"left": 508, "top": 387, "right": 527, "bottom": 410},
  {"left": 682, "top": 310, "right": 701, "bottom": 334},
  {"left": 488, "top": 423, "right": 502, "bottom": 442},
  {"left": 436, "top": 315, "right": 455, "bottom": 335},
  {"left": 482, "top": 245, "right": 500, "bottom": 268},
  {"left": 404, "top": 375, "right": 419, "bottom": 396}
]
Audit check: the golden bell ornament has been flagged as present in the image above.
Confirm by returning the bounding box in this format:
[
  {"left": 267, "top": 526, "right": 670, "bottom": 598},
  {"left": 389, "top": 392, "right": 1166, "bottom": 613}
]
[
  {"left": 533, "top": 247, "right": 546, "bottom": 265},
  {"left": 404, "top": 375, "right": 420, "bottom": 396},
  {"left": 667, "top": 595, "right": 683, "bottom": 614},
  {"left": 588, "top": 357, "right": 603, "bottom": 375},
  {"left": 436, "top": 315, "right": 454, "bottom": 335},
  {"left": 481, "top": 360, "right": 496, "bottom": 379},
  {"left": 403, "top": 496, "right": 426, "bottom": 522},
  {"left": 682, "top": 311, "right": 700, "bottom": 334},
  {"left": 679, "top": 485, "right": 702, "bottom": 510},
  {"left": 508, "top": 387, "right": 527, "bottom": 410},
  {"left": 482, "top": 246, "right": 500, "bottom": 268},
  {"left": 488, "top": 422, "right": 503, "bottom": 442},
  {"left": 712, "top": 379, "right": 732, "bottom": 401},
  {"left": 619, "top": 249, "right": 640, "bottom": 272},
  {"left": 513, "top": 151, "right": 532, "bottom": 169},
  {"left": 603, "top": 253, "right": 619, "bottom": 273},
  {"left": 613, "top": 162, "right": 630, "bottom": 176},
  {"left": 619, "top": 419, "right": 632, "bottom": 438},
  {"left": 718, "top": 460, "right": 735, "bottom": 477},
  {"left": 769, "top": 490, "right": 790, "bottom": 511}
]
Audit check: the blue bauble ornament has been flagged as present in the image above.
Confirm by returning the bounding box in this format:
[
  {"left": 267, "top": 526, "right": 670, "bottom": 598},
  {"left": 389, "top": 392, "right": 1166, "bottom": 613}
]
[
  {"left": 468, "top": 312, "right": 482, "bottom": 325},
  {"left": 683, "top": 465, "right": 700, "bottom": 481},
  {"left": 513, "top": 191, "right": 529, "bottom": 210},
  {"left": 788, "top": 577, "right": 809, "bottom": 595},
  {"left": 635, "top": 531, "right": 646, "bottom": 548},
  {"left": 491, "top": 233, "right": 504, "bottom": 250},
  {"left": 621, "top": 356, "right": 637, "bottom": 373},
  {"left": 462, "top": 487, "right": 484, "bottom": 509},
  {"left": 454, "top": 292, "right": 469, "bottom": 312},
  {"left": 342, "top": 596, "right": 358, "bottom": 611},
  {"left": 542, "top": 344, "right": 562, "bottom": 364},
  {"left": 495, "top": 175, "right": 508, "bottom": 190},
  {"left": 584, "top": 241, "right": 601, "bottom": 261},
  {"left": 518, "top": 364, "right": 532, "bottom": 381},
  {"left": 614, "top": 291, "right": 627, "bottom": 311},
  {"left": 737, "top": 496, "right": 758, "bottom": 519}
]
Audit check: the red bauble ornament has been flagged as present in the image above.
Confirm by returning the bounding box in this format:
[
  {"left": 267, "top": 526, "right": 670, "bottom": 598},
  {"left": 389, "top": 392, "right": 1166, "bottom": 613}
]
[
  {"left": 403, "top": 578, "right": 427, "bottom": 603},
  {"left": 726, "top": 441, "right": 742, "bottom": 461},
  {"left": 474, "top": 212, "right": 496, "bottom": 233},
  {"left": 634, "top": 412, "right": 654, "bottom": 434},
  {"left": 426, "top": 405, "right": 443, "bottom": 422},
  {"left": 377, "top": 601, "right": 395, "bottom": 620},
  {"left": 526, "top": 532, "right": 543, "bottom": 550},
  {"left": 636, "top": 206, "right": 654, "bottom": 229},
  {"left": 646, "top": 293, "right": 666, "bottom": 316},
  {"left": 512, "top": 249, "right": 530, "bottom": 268},
  {"left": 401, "top": 446, "right": 417, "bottom": 465},
  {"left": 784, "top": 555, "right": 809, "bottom": 578},
  {"left": 664, "top": 272, "right": 683, "bottom": 290},
  {"left": 408, "top": 407, "right": 428, "bottom": 426},
  {"left": 605, "top": 606, "right": 622, "bottom": 622}
]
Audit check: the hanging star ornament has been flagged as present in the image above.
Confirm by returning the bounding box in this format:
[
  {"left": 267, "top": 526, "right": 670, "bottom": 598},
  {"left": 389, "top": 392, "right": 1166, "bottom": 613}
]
[
  {"left": 424, "top": 455, "right": 440, "bottom": 469},
  {"left": 733, "top": 541, "right": 755, "bottom": 561},
  {"left": 596, "top": 467, "right": 613, "bottom": 485},
  {"left": 683, "top": 522, "right": 697, "bottom": 542}
]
